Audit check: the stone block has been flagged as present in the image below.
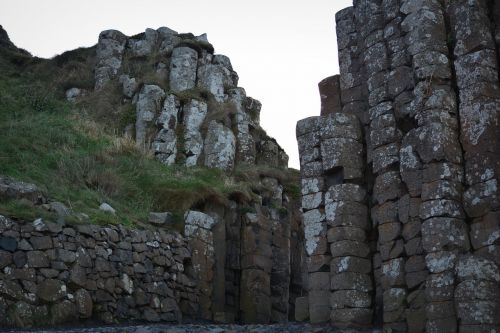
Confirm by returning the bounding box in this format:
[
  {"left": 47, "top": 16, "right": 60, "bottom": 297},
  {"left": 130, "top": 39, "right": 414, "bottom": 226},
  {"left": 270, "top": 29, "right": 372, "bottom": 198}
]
[
  {"left": 308, "top": 290, "right": 330, "bottom": 324},
  {"left": 327, "top": 226, "right": 366, "bottom": 242},
  {"left": 378, "top": 222, "right": 401, "bottom": 244},
  {"left": 326, "top": 184, "right": 366, "bottom": 202},
  {"left": 455, "top": 255, "right": 500, "bottom": 283},
  {"left": 425, "top": 251, "right": 457, "bottom": 274},
  {"left": 331, "top": 256, "right": 372, "bottom": 275},
  {"left": 330, "top": 240, "right": 370, "bottom": 258},
  {"left": 426, "top": 272, "right": 455, "bottom": 302},
  {"left": 380, "top": 239, "right": 405, "bottom": 261},
  {"left": 331, "top": 308, "right": 373, "bottom": 326},
  {"left": 421, "top": 217, "right": 470, "bottom": 252},
  {"left": 381, "top": 258, "right": 405, "bottom": 288},
  {"left": 306, "top": 255, "right": 331, "bottom": 273},
  {"left": 331, "top": 272, "right": 373, "bottom": 292},
  {"left": 308, "top": 272, "right": 330, "bottom": 291},
  {"left": 319, "top": 75, "right": 342, "bottom": 116},
  {"left": 373, "top": 171, "right": 403, "bottom": 204},
  {"left": 330, "top": 290, "right": 371, "bottom": 309},
  {"left": 294, "top": 296, "right": 309, "bottom": 321},
  {"left": 455, "top": 280, "right": 500, "bottom": 301}
]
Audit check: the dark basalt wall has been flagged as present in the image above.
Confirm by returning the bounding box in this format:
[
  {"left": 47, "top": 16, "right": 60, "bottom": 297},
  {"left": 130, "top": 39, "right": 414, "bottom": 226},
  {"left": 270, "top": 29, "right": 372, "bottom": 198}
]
[{"left": 296, "top": 0, "right": 500, "bottom": 331}]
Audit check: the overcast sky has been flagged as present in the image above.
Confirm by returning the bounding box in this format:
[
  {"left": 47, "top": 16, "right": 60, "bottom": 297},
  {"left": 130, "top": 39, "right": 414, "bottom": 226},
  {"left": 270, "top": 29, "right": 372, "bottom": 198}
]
[{"left": 0, "top": 0, "right": 352, "bottom": 169}]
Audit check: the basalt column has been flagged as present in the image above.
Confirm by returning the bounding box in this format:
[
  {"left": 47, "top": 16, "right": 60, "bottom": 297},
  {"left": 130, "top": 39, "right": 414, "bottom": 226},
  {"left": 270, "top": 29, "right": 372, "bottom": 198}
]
[
  {"left": 296, "top": 112, "right": 373, "bottom": 328},
  {"left": 446, "top": 1, "right": 500, "bottom": 331},
  {"left": 297, "top": 116, "right": 330, "bottom": 324},
  {"left": 297, "top": 0, "right": 500, "bottom": 331}
]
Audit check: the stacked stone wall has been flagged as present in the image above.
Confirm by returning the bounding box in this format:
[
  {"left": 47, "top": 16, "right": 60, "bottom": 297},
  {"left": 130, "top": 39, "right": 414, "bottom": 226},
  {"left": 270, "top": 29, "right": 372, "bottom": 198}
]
[{"left": 0, "top": 215, "right": 191, "bottom": 328}]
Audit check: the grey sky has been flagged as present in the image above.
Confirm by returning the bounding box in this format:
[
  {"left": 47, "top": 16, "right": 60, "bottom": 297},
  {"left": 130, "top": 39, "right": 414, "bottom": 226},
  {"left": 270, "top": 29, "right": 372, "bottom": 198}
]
[{"left": 0, "top": 0, "right": 352, "bottom": 168}]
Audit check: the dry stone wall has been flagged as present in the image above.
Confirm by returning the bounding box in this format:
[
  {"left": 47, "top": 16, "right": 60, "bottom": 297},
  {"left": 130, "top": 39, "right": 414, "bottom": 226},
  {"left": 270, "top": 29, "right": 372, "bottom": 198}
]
[
  {"left": 0, "top": 215, "right": 191, "bottom": 328},
  {"left": 296, "top": 0, "right": 500, "bottom": 332}
]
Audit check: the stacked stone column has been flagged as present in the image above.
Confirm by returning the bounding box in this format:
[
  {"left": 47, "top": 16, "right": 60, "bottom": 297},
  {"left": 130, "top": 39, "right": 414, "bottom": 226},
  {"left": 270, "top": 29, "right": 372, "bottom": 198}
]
[
  {"left": 184, "top": 211, "right": 218, "bottom": 320},
  {"left": 349, "top": 0, "right": 411, "bottom": 330},
  {"left": 240, "top": 211, "right": 273, "bottom": 323},
  {"left": 322, "top": 114, "right": 371, "bottom": 329},
  {"left": 399, "top": 2, "right": 468, "bottom": 332},
  {"left": 445, "top": 1, "right": 500, "bottom": 331},
  {"left": 447, "top": 0, "right": 500, "bottom": 265},
  {"left": 296, "top": 110, "right": 373, "bottom": 327},
  {"left": 296, "top": 116, "right": 329, "bottom": 324}
]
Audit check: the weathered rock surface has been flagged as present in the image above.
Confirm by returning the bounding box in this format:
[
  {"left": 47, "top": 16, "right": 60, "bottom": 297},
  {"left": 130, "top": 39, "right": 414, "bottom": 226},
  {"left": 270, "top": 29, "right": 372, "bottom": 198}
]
[
  {"left": 87, "top": 27, "right": 288, "bottom": 170},
  {"left": 296, "top": 0, "right": 500, "bottom": 331}
]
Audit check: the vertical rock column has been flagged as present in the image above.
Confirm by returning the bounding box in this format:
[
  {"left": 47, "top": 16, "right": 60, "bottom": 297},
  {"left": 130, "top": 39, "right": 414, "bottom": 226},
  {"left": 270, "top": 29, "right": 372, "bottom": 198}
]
[
  {"left": 327, "top": 184, "right": 372, "bottom": 329},
  {"left": 135, "top": 85, "right": 166, "bottom": 149},
  {"left": 94, "top": 30, "right": 127, "bottom": 91},
  {"left": 355, "top": 0, "right": 409, "bottom": 331},
  {"left": 262, "top": 178, "right": 291, "bottom": 323},
  {"left": 296, "top": 116, "right": 329, "bottom": 324},
  {"left": 382, "top": 1, "right": 428, "bottom": 331},
  {"left": 321, "top": 112, "right": 370, "bottom": 329},
  {"left": 400, "top": 1, "right": 468, "bottom": 332},
  {"left": 445, "top": 1, "right": 500, "bottom": 331},
  {"left": 318, "top": 75, "right": 342, "bottom": 117},
  {"left": 182, "top": 99, "right": 208, "bottom": 167},
  {"left": 223, "top": 201, "right": 241, "bottom": 323},
  {"left": 230, "top": 88, "right": 257, "bottom": 165},
  {"left": 153, "top": 94, "right": 180, "bottom": 165},
  {"left": 446, "top": 0, "right": 500, "bottom": 264},
  {"left": 336, "top": 7, "right": 369, "bottom": 126},
  {"left": 240, "top": 211, "right": 272, "bottom": 324},
  {"left": 184, "top": 211, "right": 218, "bottom": 320}
]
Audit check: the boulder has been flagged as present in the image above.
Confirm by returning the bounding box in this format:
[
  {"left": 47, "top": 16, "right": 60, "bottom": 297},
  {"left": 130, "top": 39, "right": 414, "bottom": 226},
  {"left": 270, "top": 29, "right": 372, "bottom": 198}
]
[
  {"left": 148, "top": 212, "right": 174, "bottom": 226},
  {"left": 36, "top": 279, "right": 67, "bottom": 302},
  {"left": 74, "top": 289, "right": 93, "bottom": 318},
  {"left": 0, "top": 176, "right": 45, "bottom": 203},
  {"left": 99, "top": 203, "right": 116, "bottom": 215}
]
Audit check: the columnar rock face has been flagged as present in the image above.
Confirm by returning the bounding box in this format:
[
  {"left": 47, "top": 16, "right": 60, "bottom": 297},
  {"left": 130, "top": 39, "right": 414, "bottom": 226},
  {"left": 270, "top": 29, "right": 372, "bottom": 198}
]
[
  {"left": 296, "top": 0, "right": 500, "bottom": 332},
  {"left": 92, "top": 27, "right": 288, "bottom": 171}
]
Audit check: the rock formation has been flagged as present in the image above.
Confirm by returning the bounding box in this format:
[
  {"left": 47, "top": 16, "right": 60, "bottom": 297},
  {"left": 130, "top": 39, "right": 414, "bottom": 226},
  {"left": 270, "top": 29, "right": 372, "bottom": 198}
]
[
  {"left": 296, "top": 0, "right": 500, "bottom": 332},
  {"left": 88, "top": 27, "right": 288, "bottom": 171},
  {"left": 0, "top": 26, "right": 305, "bottom": 329}
]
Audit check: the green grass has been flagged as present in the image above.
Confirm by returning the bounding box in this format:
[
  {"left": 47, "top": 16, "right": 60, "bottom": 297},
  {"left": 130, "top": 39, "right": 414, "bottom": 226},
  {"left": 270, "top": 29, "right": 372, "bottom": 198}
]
[
  {"left": 0, "top": 51, "right": 236, "bottom": 227},
  {"left": 0, "top": 45, "right": 298, "bottom": 229}
]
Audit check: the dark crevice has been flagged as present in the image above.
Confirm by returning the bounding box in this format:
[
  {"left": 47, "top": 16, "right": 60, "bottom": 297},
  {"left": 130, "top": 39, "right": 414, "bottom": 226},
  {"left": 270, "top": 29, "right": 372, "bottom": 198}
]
[{"left": 324, "top": 166, "right": 344, "bottom": 188}]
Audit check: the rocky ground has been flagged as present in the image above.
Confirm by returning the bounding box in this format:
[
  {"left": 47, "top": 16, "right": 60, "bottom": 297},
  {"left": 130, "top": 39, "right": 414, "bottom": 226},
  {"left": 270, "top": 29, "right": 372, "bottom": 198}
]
[{"left": 1, "top": 323, "right": 380, "bottom": 333}]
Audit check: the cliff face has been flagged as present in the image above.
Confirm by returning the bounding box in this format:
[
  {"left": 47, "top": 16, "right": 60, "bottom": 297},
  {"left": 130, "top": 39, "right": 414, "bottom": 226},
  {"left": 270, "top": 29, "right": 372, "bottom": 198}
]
[{"left": 296, "top": 0, "right": 500, "bottom": 331}]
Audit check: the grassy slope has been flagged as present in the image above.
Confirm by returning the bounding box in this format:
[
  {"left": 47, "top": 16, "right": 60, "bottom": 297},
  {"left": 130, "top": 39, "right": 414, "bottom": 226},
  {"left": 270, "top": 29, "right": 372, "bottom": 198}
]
[
  {"left": 0, "top": 47, "right": 300, "bottom": 228},
  {"left": 0, "top": 48, "right": 226, "bottom": 227}
]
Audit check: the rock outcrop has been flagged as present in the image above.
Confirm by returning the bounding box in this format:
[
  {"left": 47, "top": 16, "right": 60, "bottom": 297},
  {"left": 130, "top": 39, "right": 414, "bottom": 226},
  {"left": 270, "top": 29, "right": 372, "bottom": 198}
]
[
  {"left": 87, "top": 27, "right": 288, "bottom": 171},
  {"left": 296, "top": 0, "right": 500, "bottom": 332}
]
